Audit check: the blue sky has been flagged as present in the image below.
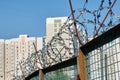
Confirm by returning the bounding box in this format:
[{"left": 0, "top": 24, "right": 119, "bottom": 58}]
[
  {"left": 0, "top": 0, "right": 119, "bottom": 39},
  {"left": 0, "top": 0, "right": 73, "bottom": 39}
]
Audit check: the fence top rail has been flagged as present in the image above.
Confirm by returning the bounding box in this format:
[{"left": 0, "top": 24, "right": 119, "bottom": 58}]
[{"left": 80, "top": 23, "right": 120, "bottom": 54}]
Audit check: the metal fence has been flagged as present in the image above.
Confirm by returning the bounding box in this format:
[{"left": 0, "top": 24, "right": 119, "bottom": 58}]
[{"left": 81, "top": 24, "right": 120, "bottom": 80}]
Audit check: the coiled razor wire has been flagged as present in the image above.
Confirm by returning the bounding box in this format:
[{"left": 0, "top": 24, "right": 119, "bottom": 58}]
[{"left": 15, "top": 0, "right": 120, "bottom": 79}]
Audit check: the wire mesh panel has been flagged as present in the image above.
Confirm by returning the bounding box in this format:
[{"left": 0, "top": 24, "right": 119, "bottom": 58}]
[
  {"left": 85, "top": 26, "right": 120, "bottom": 80},
  {"left": 44, "top": 65, "right": 77, "bottom": 80}
]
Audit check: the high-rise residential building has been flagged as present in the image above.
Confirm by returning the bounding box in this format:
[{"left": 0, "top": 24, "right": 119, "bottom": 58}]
[
  {"left": 15, "top": 35, "right": 44, "bottom": 79},
  {"left": 5, "top": 39, "right": 15, "bottom": 80},
  {"left": 0, "top": 35, "right": 44, "bottom": 80},
  {"left": 46, "top": 16, "right": 87, "bottom": 53},
  {"left": 46, "top": 17, "right": 86, "bottom": 58},
  {"left": 0, "top": 40, "right": 5, "bottom": 80},
  {"left": 14, "top": 35, "right": 37, "bottom": 77},
  {"left": 46, "top": 17, "right": 73, "bottom": 59},
  {"left": 46, "top": 17, "right": 68, "bottom": 43}
]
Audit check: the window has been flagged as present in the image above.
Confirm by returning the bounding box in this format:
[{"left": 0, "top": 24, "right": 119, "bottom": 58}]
[
  {"left": 54, "top": 28, "right": 57, "bottom": 32},
  {"left": 54, "top": 19, "right": 61, "bottom": 33}
]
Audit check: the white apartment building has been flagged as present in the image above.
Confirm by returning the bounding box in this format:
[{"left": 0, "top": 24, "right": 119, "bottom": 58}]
[
  {"left": 0, "top": 35, "right": 44, "bottom": 80},
  {"left": 46, "top": 17, "right": 73, "bottom": 58},
  {"left": 46, "top": 17, "right": 68, "bottom": 43},
  {"left": 0, "top": 40, "right": 5, "bottom": 80},
  {"left": 46, "top": 17, "right": 87, "bottom": 57},
  {"left": 5, "top": 39, "right": 15, "bottom": 80}
]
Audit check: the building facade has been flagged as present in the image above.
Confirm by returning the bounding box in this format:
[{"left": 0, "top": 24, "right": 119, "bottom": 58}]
[
  {"left": 0, "top": 40, "right": 5, "bottom": 80},
  {"left": 46, "top": 17, "right": 87, "bottom": 59},
  {"left": 5, "top": 39, "right": 15, "bottom": 80},
  {"left": 0, "top": 35, "right": 44, "bottom": 80},
  {"left": 46, "top": 17, "right": 74, "bottom": 61},
  {"left": 46, "top": 17, "right": 68, "bottom": 43}
]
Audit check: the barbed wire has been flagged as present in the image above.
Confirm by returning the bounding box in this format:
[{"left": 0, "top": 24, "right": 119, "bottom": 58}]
[{"left": 15, "top": 0, "right": 120, "bottom": 79}]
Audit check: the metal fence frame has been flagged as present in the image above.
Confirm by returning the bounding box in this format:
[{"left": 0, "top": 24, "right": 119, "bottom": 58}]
[{"left": 25, "top": 24, "right": 120, "bottom": 80}]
